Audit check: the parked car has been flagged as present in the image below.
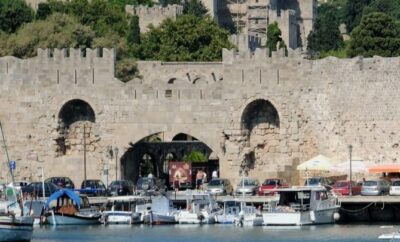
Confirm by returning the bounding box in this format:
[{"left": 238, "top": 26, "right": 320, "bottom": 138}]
[
  {"left": 79, "top": 179, "right": 108, "bottom": 197},
  {"left": 258, "top": 178, "right": 289, "bottom": 196},
  {"left": 136, "top": 177, "right": 167, "bottom": 195},
  {"left": 332, "top": 180, "right": 361, "bottom": 196},
  {"left": 235, "top": 178, "right": 259, "bottom": 195},
  {"left": 21, "top": 182, "right": 60, "bottom": 197},
  {"left": 305, "top": 176, "right": 333, "bottom": 188},
  {"left": 389, "top": 179, "right": 400, "bottom": 195},
  {"left": 14, "top": 180, "right": 30, "bottom": 191},
  {"left": 45, "top": 176, "right": 75, "bottom": 190},
  {"left": 206, "top": 178, "right": 233, "bottom": 195},
  {"left": 361, "top": 179, "right": 390, "bottom": 196},
  {"left": 108, "top": 180, "right": 134, "bottom": 196}
]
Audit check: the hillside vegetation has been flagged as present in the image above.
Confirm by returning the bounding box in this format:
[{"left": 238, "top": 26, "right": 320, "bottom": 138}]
[
  {"left": 0, "top": 0, "right": 232, "bottom": 81},
  {"left": 308, "top": 0, "right": 400, "bottom": 58}
]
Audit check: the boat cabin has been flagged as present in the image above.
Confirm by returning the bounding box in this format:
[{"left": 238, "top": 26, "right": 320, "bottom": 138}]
[{"left": 275, "top": 187, "right": 332, "bottom": 212}]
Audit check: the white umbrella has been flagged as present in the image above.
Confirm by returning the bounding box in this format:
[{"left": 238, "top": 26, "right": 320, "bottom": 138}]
[
  {"left": 297, "top": 155, "right": 333, "bottom": 171},
  {"left": 332, "top": 159, "right": 371, "bottom": 173}
]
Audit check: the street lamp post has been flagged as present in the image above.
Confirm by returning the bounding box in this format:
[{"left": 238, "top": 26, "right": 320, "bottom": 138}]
[
  {"left": 349, "top": 145, "right": 353, "bottom": 197},
  {"left": 114, "top": 147, "right": 119, "bottom": 180}
]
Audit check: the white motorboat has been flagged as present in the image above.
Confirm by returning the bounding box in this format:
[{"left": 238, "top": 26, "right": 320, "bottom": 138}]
[
  {"left": 101, "top": 196, "right": 149, "bottom": 225},
  {"left": 45, "top": 189, "right": 101, "bottom": 225},
  {"left": 262, "top": 186, "right": 340, "bottom": 226},
  {"left": 215, "top": 199, "right": 241, "bottom": 224},
  {"left": 233, "top": 204, "right": 263, "bottom": 227},
  {"left": 0, "top": 185, "right": 34, "bottom": 242},
  {"left": 142, "top": 195, "right": 178, "bottom": 225},
  {"left": 177, "top": 191, "right": 221, "bottom": 224}
]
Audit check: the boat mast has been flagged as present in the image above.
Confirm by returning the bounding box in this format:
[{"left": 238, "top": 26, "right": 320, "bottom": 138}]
[{"left": 0, "top": 121, "right": 15, "bottom": 183}]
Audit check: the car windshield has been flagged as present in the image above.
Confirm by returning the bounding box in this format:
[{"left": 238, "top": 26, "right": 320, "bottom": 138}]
[
  {"left": 392, "top": 181, "right": 400, "bottom": 186},
  {"left": 306, "top": 178, "right": 321, "bottom": 185},
  {"left": 83, "top": 181, "right": 98, "bottom": 187},
  {"left": 138, "top": 178, "right": 153, "bottom": 185},
  {"left": 364, "top": 181, "right": 377, "bottom": 186},
  {"left": 110, "top": 181, "right": 122, "bottom": 186},
  {"left": 208, "top": 180, "right": 222, "bottom": 186},
  {"left": 335, "top": 182, "right": 348, "bottom": 187},
  {"left": 239, "top": 179, "right": 256, "bottom": 186},
  {"left": 263, "top": 179, "right": 279, "bottom": 186}
]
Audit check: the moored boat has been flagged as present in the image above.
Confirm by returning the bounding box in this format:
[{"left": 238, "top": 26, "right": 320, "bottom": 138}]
[
  {"left": 101, "top": 196, "right": 149, "bottom": 225},
  {"left": 0, "top": 185, "right": 34, "bottom": 242},
  {"left": 177, "top": 191, "right": 221, "bottom": 224},
  {"left": 142, "top": 195, "right": 178, "bottom": 225},
  {"left": 45, "top": 189, "right": 101, "bottom": 225},
  {"left": 262, "top": 186, "right": 340, "bottom": 226}
]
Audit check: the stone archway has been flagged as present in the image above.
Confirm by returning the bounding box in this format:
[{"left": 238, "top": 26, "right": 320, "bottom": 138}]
[
  {"left": 55, "top": 99, "right": 97, "bottom": 157},
  {"left": 120, "top": 132, "right": 219, "bottom": 187},
  {"left": 239, "top": 99, "right": 280, "bottom": 175}
]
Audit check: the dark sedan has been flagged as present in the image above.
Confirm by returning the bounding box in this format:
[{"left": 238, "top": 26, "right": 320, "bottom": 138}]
[
  {"left": 22, "top": 182, "right": 59, "bottom": 197},
  {"left": 78, "top": 179, "right": 108, "bottom": 197},
  {"left": 108, "top": 180, "right": 134, "bottom": 196}
]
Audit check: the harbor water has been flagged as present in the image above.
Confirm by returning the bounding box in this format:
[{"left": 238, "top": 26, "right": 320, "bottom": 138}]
[{"left": 31, "top": 224, "right": 398, "bottom": 242}]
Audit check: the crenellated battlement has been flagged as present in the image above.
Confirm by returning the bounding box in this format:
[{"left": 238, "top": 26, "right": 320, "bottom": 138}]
[
  {"left": 125, "top": 4, "right": 183, "bottom": 32},
  {"left": 222, "top": 48, "right": 302, "bottom": 64},
  {"left": 36, "top": 48, "right": 115, "bottom": 61},
  {"left": 0, "top": 48, "right": 115, "bottom": 86}
]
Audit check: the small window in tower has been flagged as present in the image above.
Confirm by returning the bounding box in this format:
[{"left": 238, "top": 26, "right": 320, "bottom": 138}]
[{"left": 165, "top": 90, "right": 172, "bottom": 98}]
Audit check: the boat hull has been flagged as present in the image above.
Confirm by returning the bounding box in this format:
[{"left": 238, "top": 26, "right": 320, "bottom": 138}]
[
  {"left": 178, "top": 211, "right": 216, "bottom": 224},
  {"left": 143, "top": 213, "right": 177, "bottom": 225},
  {"left": 263, "top": 207, "right": 339, "bottom": 226},
  {"left": 47, "top": 212, "right": 101, "bottom": 225},
  {"left": 0, "top": 216, "right": 34, "bottom": 242},
  {"left": 102, "top": 211, "right": 141, "bottom": 225}
]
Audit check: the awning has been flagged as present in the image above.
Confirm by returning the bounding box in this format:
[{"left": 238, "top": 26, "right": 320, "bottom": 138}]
[
  {"left": 368, "top": 164, "right": 400, "bottom": 173},
  {"left": 297, "top": 155, "right": 333, "bottom": 171},
  {"left": 332, "top": 159, "right": 371, "bottom": 173},
  {"left": 46, "top": 189, "right": 80, "bottom": 208}
]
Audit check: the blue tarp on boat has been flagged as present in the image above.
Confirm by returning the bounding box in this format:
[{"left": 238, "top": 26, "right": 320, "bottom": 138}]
[{"left": 46, "top": 189, "right": 81, "bottom": 207}]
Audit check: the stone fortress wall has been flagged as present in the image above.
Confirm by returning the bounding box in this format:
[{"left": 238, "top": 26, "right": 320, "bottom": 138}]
[
  {"left": 125, "top": 4, "right": 183, "bottom": 33},
  {"left": 1, "top": 47, "right": 400, "bottom": 187}
]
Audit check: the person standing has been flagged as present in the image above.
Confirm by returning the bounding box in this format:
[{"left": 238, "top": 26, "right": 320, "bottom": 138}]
[
  {"left": 212, "top": 169, "right": 218, "bottom": 179},
  {"left": 202, "top": 171, "right": 207, "bottom": 188},
  {"left": 196, "top": 170, "right": 203, "bottom": 190}
]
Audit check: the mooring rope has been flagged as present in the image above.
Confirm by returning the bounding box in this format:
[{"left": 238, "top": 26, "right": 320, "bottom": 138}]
[{"left": 339, "top": 202, "right": 375, "bottom": 213}]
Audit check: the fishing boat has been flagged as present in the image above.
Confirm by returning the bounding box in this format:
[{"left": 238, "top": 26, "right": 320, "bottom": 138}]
[
  {"left": 262, "top": 186, "right": 340, "bottom": 226},
  {"left": 0, "top": 122, "right": 34, "bottom": 241},
  {"left": 142, "top": 195, "right": 178, "bottom": 225},
  {"left": 0, "top": 185, "right": 34, "bottom": 242},
  {"left": 45, "top": 189, "right": 101, "bottom": 225},
  {"left": 177, "top": 191, "right": 221, "bottom": 224},
  {"left": 101, "top": 196, "right": 149, "bottom": 225}
]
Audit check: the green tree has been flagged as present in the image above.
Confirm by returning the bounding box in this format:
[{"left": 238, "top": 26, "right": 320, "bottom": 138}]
[
  {"left": 127, "top": 16, "right": 141, "bottom": 44},
  {"left": 183, "top": 151, "right": 207, "bottom": 163},
  {"left": 348, "top": 12, "right": 400, "bottom": 57},
  {"left": 36, "top": 3, "right": 52, "bottom": 20},
  {"left": 307, "top": 4, "right": 344, "bottom": 53},
  {"left": 138, "top": 15, "right": 233, "bottom": 61},
  {"left": 115, "top": 58, "right": 139, "bottom": 82},
  {"left": 183, "top": 0, "right": 208, "bottom": 17},
  {"left": 160, "top": 0, "right": 182, "bottom": 7},
  {"left": 266, "top": 22, "right": 286, "bottom": 53},
  {"left": 5, "top": 13, "right": 95, "bottom": 58},
  {"left": 344, "top": 0, "right": 372, "bottom": 32},
  {"left": 0, "top": 0, "right": 34, "bottom": 33}
]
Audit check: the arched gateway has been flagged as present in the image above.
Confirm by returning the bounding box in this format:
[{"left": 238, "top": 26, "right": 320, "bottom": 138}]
[{"left": 120, "top": 133, "right": 219, "bottom": 188}]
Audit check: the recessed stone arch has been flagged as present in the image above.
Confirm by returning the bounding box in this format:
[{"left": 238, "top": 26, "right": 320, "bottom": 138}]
[
  {"left": 58, "top": 99, "right": 95, "bottom": 128},
  {"left": 55, "top": 99, "right": 97, "bottom": 157},
  {"left": 239, "top": 99, "right": 281, "bottom": 173}
]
